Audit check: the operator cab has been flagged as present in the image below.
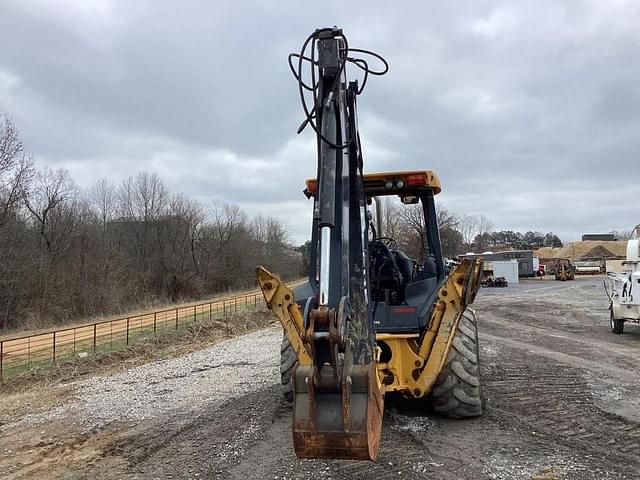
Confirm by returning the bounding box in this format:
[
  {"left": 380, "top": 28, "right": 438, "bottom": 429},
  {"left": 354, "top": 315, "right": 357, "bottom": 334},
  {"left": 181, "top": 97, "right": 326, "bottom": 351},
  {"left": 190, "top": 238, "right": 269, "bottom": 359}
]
[{"left": 304, "top": 170, "right": 446, "bottom": 333}]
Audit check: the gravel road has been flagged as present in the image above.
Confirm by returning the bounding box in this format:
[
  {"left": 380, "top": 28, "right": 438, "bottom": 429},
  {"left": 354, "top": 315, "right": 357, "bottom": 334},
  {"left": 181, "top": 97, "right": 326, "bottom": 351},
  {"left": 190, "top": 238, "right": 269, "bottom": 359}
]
[{"left": 2, "top": 277, "right": 640, "bottom": 479}]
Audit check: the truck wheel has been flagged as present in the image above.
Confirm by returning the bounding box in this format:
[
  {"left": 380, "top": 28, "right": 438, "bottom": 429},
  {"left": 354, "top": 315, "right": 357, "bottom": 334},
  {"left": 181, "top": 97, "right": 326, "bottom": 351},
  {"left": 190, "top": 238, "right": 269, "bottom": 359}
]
[
  {"left": 610, "top": 311, "right": 624, "bottom": 334},
  {"left": 280, "top": 332, "right": 297, "bottom": 404},
  {"left": 432, "top": 309, "right": 483, "bottom": 418}
]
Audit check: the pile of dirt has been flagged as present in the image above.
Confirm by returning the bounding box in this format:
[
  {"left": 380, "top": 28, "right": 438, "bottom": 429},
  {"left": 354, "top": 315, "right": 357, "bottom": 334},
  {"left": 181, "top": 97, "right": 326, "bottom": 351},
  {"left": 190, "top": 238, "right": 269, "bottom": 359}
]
[
  {"left": 580, "top": 245, "right": 618, "bottom": 260},
  {"left": 534, "top": 241, "right": 627, "bottom": 261}
]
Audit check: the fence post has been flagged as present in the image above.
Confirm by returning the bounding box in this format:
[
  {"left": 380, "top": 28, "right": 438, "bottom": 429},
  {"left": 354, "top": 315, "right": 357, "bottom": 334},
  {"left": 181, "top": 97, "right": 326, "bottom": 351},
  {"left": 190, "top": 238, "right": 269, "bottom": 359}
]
[
  {"left": 52, "top": 331, "right": 56, "bottom": 364},
  {"left": 209, "top": 303, "right": 212, "bottom": 321},
  {"left": 175, "top": 309, "right": 178, "bottom": 331},
  {"left": 93, "top": 324, "right": 97, "bottom": 352},
  {"left": 193, "top": 305, "right": 197, "bottom": 322},
  {"left": 235, "top": 297, "right": 237, "bottom": 313},
  {"left": 126, "top": 318, "right": 130, "bottom": 345},
  {"left": 223, "top": 300, "right": 226, "bottom": 318},
  {"left": 28, "top": 337, "right": 31, "bottom": 369},
  {"left": 254, "top": 294, "right": 257, "bottom": 308},
  {"left": 153, "top": 312, "right": 157, "bottom": 334},
  {"left": 1, "top": 341, "right": 3, "bottom": 384}
]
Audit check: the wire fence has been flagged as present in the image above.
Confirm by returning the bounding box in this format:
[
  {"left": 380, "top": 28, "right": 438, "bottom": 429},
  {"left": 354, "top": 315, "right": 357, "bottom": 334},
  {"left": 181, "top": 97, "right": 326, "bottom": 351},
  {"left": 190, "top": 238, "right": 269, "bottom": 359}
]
[{"left": 0, "top": 290, "right": 268, "bottom": 384}]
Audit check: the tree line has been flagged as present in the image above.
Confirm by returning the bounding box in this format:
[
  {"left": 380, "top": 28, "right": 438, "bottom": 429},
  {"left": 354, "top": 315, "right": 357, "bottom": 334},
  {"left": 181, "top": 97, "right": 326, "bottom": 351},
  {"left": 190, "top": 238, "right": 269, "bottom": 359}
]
[
  {"left": 0, "top": 113, "right": 300, "bottom": 330},
  {"left": 472, "top": 230, "right": 563, "bottom": 252}
]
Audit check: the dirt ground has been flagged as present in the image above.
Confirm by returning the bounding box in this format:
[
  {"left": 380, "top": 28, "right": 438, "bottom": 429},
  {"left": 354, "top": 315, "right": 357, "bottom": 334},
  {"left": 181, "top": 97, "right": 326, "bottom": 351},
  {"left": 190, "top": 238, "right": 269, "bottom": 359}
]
[{"left": 2, "top": 277, "right": 640, "bottom": 479}]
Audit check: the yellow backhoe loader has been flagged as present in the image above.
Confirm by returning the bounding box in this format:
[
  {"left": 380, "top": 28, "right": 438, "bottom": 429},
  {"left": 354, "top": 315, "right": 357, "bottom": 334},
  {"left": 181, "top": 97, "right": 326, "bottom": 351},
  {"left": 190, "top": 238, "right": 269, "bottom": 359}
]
[
  {"left": 257, "top": 27, "right": 484, "bottom": 461},
  {"left": 554, "top": 258, "right": 575, "bottom": 281}
]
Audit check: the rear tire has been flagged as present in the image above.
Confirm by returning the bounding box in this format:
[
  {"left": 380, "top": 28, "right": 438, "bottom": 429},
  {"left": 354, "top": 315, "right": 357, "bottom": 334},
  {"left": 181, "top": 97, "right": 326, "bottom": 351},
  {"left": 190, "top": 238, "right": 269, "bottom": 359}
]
[
  {"left": 611, "top": 311, "right": 624, "bottom": 334},
  {"left": 432, "top": 309, "right": 483, "bottom": 418},
  {"left": 280, "top": 332, "right": 297, "bottom": 404}
]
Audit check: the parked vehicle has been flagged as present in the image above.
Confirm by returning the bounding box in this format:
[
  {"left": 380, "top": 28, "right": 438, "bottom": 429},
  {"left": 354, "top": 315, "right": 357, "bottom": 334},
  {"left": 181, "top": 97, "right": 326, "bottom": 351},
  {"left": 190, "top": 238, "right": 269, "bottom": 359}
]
[
  {"left": 481, "top": 276, "right": 508, "bottom": 288},
  {"left": 607, "top": 225, "right": 640, "bottom": 334},
  {"left": 554, "top": 258, "right": 575, "bottom": 281}
]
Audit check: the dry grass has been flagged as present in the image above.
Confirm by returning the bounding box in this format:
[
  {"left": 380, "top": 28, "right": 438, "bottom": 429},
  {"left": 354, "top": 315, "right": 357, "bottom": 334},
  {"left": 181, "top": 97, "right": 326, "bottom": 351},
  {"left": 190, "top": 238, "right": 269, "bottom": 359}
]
[{"left": 0, "top": 384, "right": 71, "bottom": 424}]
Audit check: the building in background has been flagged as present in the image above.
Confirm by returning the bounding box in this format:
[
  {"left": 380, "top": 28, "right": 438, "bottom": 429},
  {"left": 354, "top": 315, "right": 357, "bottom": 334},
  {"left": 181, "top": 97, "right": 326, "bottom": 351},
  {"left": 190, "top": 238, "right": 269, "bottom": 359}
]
[
  {"left": 582, "top": 233, "right": 616, "bottom": 241},
  {"left": 461, "top": 250, "right": 535, "bottom": 277}
]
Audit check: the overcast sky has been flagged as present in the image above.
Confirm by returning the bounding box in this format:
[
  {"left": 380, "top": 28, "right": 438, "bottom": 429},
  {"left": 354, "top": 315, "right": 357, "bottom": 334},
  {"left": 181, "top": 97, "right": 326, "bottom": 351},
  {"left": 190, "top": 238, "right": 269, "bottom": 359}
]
[{"left": 1, "top": 1, "right": 639, "bottom": 244}]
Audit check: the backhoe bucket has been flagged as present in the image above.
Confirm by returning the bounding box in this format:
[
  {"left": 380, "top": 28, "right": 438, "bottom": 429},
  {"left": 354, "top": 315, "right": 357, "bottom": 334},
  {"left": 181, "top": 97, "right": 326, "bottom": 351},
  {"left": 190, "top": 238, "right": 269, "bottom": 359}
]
[
  {"left": 292, "top": 363, "right": 383, "bottom": 460},
  {"left": 256, "top": 267, "right": 383, "bottom": 460}
]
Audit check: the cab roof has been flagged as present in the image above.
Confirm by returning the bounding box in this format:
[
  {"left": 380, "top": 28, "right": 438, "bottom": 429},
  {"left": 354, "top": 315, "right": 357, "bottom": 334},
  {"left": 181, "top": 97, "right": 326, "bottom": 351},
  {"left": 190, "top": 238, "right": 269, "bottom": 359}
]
[{"left": 304, "top": 170, "right": 441, "bottom": 197}]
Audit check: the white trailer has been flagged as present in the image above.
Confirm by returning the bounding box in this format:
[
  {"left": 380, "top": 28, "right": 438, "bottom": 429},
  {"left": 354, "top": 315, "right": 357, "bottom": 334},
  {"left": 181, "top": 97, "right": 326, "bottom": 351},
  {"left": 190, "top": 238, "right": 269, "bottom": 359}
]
[
  {"left": 493, "top": 260, "right": 519, "bottom": 286},
  {"left": 607, "top": 225, "right": 640, "bottom": 333}
]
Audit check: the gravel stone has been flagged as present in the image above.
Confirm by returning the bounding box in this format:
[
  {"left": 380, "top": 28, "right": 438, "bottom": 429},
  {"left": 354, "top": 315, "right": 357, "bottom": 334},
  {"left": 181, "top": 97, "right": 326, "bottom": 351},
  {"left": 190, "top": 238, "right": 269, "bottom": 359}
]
[{"left": 6, "top": 327, "right": 281, "bottom": 432}]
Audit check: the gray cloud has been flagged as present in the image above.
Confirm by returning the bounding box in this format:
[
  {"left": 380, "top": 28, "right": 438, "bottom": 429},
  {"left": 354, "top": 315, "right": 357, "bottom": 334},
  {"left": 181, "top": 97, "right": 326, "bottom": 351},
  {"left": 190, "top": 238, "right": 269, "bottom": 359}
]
[{"left": 1, "top": 0, "right": 639, "bottom": 243}]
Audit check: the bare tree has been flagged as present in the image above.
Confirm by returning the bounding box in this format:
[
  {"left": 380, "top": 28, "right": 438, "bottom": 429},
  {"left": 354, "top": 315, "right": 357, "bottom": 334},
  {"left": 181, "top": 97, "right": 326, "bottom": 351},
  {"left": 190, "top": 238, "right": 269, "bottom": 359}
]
[
  {"left": 118, "top": 172, "right": 169, "bottom": 221},
  {"left": 380, "top": 202, "right": 466, "bottom": 259},
  {"left": 155, "top": 194, "right": 204, "bottom": 300},
  {"left": 206, "top": 201, "right": 244, "bottom": 251},
  {"left": 0, "top": 112, "right": 34, "bottom": 226},
  {"left": 116, "top": 173, "right": 171, "bottom": 287},
  {"left": 476, "top": 214, "right": 494, "bottom": 240},
  {"left": 253, "top": 215, "right": 288, "bottom": 246},
  {"left": 25, "top": 168, "right": 80, "bottom": 256},
  {"left": 251, "top": 215, "right": 296, "bottom": 278},
  {"left": 436, "top": 206, "right": 458, "bottom": 232},
  {"left": 89, "top": 178, "right": 117, "bottom": 232},
  {"left": 458, "top": 214, "right": 477, "bottom": 247},
  {"left": 196, "top": 201, "right": 245, "bottom": 273},
  {"left": 86, "top": 178, "right": 127, "bottom": 312},
  {"left": 23, "top": 168, "right": 81, "bottom": 317},
  {"left": 396, "top": 204, "right": 426, "bottom": 259},
  {"left": 459, "top": 213, "right": 494, "bottom": 249},
  {"left": 436, "top": 206, "right": 464, "bottom": 257},
  {"left": 380, "top": 198, "right": 401, "bottom": 239},
  {"left": 611, "top": 229, "right": 634, "bottom": 241}
]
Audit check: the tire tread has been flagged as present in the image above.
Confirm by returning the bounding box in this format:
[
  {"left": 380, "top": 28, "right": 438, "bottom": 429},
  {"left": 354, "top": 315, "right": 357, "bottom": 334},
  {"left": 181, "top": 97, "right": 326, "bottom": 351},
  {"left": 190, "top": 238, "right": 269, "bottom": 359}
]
[
  {"left": 432, "top": 309, "right": 484, "bottom": 418},
  {"left": 280, "top": 333, "right": 297, "bottom": 404}
]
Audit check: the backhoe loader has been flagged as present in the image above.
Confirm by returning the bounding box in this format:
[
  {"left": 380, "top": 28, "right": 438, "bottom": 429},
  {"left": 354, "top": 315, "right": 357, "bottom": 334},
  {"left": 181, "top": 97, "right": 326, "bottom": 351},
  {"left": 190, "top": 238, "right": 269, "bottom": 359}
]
[
  {"left": 554, "top": 258, "right": 575, "bottom": 281},
  {"left": 257, "top": 27, "right": 484, "bottom": 461}
]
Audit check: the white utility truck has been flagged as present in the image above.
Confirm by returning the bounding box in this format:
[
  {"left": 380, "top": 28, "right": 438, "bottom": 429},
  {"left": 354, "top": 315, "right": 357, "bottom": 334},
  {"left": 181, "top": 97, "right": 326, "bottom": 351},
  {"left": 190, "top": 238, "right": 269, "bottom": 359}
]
[{"left": 607, "top": 225, "right": 640, "bottom": 334}]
